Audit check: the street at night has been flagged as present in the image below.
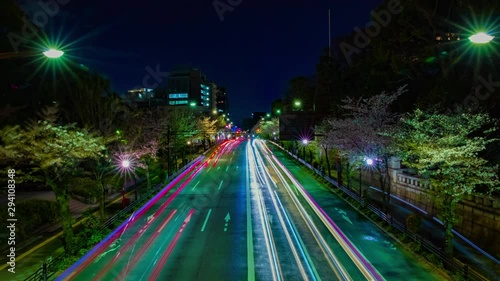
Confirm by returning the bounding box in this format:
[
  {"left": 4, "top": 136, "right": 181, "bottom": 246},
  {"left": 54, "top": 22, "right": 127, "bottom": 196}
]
[
  {"left": 58, "top": 139, "right": 442, "bottom": 281},
  {"left": 1, "top": 0, "right": 500, "bottom": 280}
]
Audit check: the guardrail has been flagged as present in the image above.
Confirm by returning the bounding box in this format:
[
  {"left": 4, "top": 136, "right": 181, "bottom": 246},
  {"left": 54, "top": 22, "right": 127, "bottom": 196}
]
[
  {"left": 24, "top": 157, "right": 202, "bottom": 281},
  {"left": 269, "top": 141, "right": 489, "bottom": 281}
]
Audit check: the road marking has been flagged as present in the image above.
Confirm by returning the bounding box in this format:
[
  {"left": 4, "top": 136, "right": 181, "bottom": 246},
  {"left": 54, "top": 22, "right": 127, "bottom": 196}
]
[
  {"left": 226, "top": 165, "right": 230, "bottom": 172},
  {"left": 224, "top": 212, "right": 231, "bottom": 232},
  {"left": 217, "top": 166, "right": 220, "bottom": 171},
  {"left": 191, "top": 180, "right": 201, "bottom": 190},
  {"left": 218, "top": 180, "right": 224, "bottom": 190},
  {"left": 201, "top": 209, "right": 212, "bottom": 232},
  {"left": 246, "top": 143, "right": 256, "bottom": 281}
]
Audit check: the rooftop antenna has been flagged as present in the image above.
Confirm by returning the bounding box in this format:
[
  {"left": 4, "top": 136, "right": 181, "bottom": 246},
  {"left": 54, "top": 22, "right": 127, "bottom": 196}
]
[{"left": 328, "top": 9, "right": 331, "bottom": 57}]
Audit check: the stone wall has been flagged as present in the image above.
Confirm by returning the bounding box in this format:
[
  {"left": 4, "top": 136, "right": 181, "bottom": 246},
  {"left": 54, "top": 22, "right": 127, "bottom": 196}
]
[{"left": 392, "top": 173, "right": 500, "bottom": 258}]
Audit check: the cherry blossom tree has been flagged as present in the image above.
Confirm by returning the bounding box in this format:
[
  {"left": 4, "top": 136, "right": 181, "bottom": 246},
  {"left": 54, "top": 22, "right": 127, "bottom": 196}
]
[
  {"left": 0, "top": 106, "right": 106, "bottom": 251},
  {"left": 324, "top": 86, "right": 407, "bottom": 211}
]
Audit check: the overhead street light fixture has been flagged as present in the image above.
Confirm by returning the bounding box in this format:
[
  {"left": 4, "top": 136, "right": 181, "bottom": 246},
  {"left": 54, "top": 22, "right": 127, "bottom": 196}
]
[
  {"left": 43, "top": 48, "right": 64, "bottom": 58},
  {"left": 469, "top": 32, "right": 494, "bottom": 44}
]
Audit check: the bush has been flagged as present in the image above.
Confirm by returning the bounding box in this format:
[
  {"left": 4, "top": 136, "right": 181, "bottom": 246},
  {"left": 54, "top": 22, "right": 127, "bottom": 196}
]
[
  {"left": 71, "top": 177, "right": 100, "bottom": 203},
  {"left": 406, "top": 213, "right": 423, "bottom": 233}
]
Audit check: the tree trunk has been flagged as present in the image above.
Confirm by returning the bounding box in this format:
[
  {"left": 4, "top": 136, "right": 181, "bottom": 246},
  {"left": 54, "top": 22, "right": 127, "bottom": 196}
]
[
  {"left": 99, "top": 182, "right": 105, "bottom": 221},
  {"left": 323, "top": 146, "right": 331, "bottom": 178},
  {"left": 51, "top": 182, "right": 74, "bottom": 252},
  {"left": 384, "top": 157, "right": 392, "bottom": 212},
  {"left": 337, "top": 157, "right": 343, "bottom": 186},
  {"left": 377, "top": 166, "right": 387, "bottom": 213},
  {"left": 146, "top": 164, "right": 151, "bottom": 190},
  {"left": 443, "top": 195, "right": 455, "bottom": 257},
  {"left": 344, "top": 161, "right": 349, "bottom": 189}
]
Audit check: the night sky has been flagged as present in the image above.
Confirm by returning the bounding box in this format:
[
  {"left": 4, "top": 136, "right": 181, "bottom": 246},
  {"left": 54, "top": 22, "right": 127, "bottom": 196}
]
[{"left": 21, "top": 0, "right": 382, "bottom": 125}]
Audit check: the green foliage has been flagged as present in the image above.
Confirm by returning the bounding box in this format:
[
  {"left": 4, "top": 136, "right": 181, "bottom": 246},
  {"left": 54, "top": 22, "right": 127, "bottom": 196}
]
[
  {"left": 393, "top": 109, "right": 499, "bottom": 254},
  {"left": 0, "top": 106, "right": 107, "bottom": 249},
  {"left": 72, "top": 177, "right": 101, "bottom": 201},
  {"left": 406, "top": 214, "right": 423, "bottom": 233}
]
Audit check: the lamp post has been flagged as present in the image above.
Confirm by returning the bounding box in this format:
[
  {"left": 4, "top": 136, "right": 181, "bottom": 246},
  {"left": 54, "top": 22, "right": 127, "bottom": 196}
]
[
  {"left": 300, "top": 139, "right": 309, "bottom": 161},
  {"left": 359, "top": 157, "right": 374, "bottom": 197},
  {"left": 187, "top": 141, "right": 192, "bottom": 161},
  {"left": 117, "top": 155, "right": 136, "bottom": 208}
]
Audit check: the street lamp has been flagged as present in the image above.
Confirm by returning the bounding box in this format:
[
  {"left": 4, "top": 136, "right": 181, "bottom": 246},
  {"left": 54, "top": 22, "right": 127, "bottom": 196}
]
[
  {"left": 294, "top": 100, "right": 302, "bottom": 107},
  {"left": 42, "top": 48, "right": 64, "bottom": 58},
  {"left": 121, "top": 160, "right": 130, "bottom": 168},
  {"left": 1, "top": 48, "right": 65, "bottom": 60},
  {"left": 469, "top": 32, "right": 494, "bottom": 44},
  {"left": 359, "top": 157, "right": 374, "bottom": 197},
  {"left": 365, "top": 158, "right": 374, "bottom": 166}
]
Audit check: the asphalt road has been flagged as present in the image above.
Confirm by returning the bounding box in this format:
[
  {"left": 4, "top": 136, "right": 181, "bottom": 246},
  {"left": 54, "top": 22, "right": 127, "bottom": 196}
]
[{"left": 59, "top": 138, "right": 443, "bottom": 281}]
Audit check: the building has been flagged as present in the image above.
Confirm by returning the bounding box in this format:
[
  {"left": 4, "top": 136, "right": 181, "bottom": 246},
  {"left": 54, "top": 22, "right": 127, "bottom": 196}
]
[
  {"left": 166, "top": 69, "right": 213, "bottom": 111},
  {"left": 127, "top": 88, "right": 154, "bottom": 101},
  {"left": 216, "top": 86, "right": 229, "bottom": 114}
]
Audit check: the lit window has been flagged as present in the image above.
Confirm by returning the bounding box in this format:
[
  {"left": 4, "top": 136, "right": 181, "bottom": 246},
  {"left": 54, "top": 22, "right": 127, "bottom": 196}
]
[
  {"left": 169, "top": 100, "right": 188, "bottom": 105},
  {"left": 169, "top": 93, "right": 188, "bottom": 99}
]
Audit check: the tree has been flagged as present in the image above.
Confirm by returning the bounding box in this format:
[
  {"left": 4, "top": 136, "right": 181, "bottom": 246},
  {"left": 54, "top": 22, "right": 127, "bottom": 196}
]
[
  {"left": 196, "top": 116, "right": 218, "bottom": 149},
  {"left": 316, "top": 122, "right": 334, "bottom": 178},
  {"left": 393, "top": 108, "right": 499, "bottom": 256},
  {"left": 0, "top": 107, "right": 106, "bottom": 251},
  {"left": 324, "top": 86, "right": 407, "bottom": 211},
  {"left": 258, "top": 118, "right": 279, "bottom": 140}
]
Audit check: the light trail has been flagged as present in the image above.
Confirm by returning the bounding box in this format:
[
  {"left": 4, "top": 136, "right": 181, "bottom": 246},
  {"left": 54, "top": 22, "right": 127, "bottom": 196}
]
[
  {"left": 247, "top": 141, "right": 282, "bottom": 281},
  {"left": 263, "top": 141, "right": 384, "bottom": 281},
  {"left": 115, "top": 209, "right": 178, "bottom": 280},
  {"left": 258, "top": 141, "right": 351, "bottom": 281},
  {"left": 60, "top": 159, "right": 203, "bottom": 281},
  {"left": 148, "top": 209, "right": 195, "bottom": 281},
  {"left": 245, "top": 143, "right": 256, "bottom": 281},
  {"left": 252, "top": 141, "right": 314, "bottom": 281}
]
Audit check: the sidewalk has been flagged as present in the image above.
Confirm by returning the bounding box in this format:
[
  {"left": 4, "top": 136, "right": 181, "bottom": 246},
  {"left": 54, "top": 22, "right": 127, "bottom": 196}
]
[
  {"left": 0, "top": 190, "right": 123, "bottom": 281},
  {"left": 272, "top": 143, "right": 499, "bottom": 281}
]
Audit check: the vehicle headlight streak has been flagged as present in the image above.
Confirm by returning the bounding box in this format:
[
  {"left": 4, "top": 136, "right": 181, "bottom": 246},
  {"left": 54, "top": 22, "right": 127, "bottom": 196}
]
[
  {"left": 256, "top": 141, "right": 351, "bottom": 281},
  {"left": 247, "top": 141, "right": 282, "bottom": 281},
  {"left": 260, "top": 140, "right": 384, "bottom": 281},
  {"left": 252, "top": 141, "right": 316, "bottom": 281}
]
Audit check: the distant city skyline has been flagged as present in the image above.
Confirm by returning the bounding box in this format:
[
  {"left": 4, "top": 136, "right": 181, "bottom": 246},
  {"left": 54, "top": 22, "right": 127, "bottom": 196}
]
[{"left": 21, "top": 0, "right": 382, "bottom": 125}]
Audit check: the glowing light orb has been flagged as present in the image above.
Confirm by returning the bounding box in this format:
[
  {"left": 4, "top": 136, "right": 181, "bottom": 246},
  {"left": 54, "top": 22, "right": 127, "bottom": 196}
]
[
  {"left": 43, "top": 49, "right": 64, "bottom": 58},
  {"left": 469, "top": 32, "right": 494, "bottom": 44}
]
